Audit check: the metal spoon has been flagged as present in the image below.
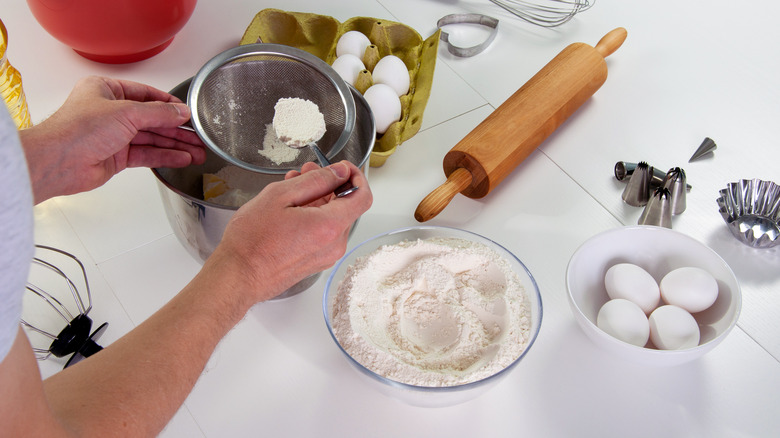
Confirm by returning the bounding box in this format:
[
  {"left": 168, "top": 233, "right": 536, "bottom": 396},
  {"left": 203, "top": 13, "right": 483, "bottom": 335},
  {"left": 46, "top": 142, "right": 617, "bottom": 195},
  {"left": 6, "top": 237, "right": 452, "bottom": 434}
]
[
  {"left": 284, "top": 141, "right": 358, "bottom": 198},
  {"left": 273, "top": 99, "right": 358, "bottom": 198}
]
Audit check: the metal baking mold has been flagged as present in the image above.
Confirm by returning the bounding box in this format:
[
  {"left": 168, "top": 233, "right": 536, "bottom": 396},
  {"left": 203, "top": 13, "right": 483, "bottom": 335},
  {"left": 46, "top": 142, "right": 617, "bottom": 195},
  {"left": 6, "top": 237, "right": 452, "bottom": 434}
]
[
  {"left": 716, "top": 179, "right": 780, "bottom": 249},
  {"left": 437, "top": 14, "right": 499, "bottom": 57}
]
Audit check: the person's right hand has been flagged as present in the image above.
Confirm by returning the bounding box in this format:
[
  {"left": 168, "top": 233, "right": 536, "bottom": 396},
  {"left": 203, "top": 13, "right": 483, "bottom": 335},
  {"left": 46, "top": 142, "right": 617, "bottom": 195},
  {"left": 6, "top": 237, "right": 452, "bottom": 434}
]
[{"left": 203, "top": 160, "right": 372, "bottom": 304}]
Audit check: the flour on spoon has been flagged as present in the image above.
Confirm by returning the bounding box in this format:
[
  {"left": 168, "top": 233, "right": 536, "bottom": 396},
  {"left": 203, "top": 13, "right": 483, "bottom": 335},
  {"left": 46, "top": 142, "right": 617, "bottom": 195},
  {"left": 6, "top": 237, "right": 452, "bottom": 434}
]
[{"left": 272, "top": 97, "right": 327, "bottom": 147}]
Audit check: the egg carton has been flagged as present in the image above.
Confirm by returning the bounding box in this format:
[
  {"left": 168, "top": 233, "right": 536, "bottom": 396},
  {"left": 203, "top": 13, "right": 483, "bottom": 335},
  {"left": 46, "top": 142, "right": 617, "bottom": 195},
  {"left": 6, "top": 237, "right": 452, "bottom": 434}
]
[{"left": 240, "top": 9, "right": 440, "bottom": 167}]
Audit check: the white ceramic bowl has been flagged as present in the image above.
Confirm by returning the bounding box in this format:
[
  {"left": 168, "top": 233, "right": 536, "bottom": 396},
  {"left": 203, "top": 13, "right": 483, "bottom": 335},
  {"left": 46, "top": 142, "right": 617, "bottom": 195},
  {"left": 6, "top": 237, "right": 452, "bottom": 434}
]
[
  {"left": 323, "top": 226, "right": 542, "bottom": 407},
  {"left": 566, "top": 226, "right": 741, "bottom": 366}
]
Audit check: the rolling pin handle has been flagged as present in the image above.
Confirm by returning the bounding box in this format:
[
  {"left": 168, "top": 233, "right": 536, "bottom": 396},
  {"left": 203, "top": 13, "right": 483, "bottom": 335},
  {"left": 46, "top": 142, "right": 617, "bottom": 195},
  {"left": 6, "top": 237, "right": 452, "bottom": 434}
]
[
  {"left": 594, "top": 27, "right": 627, "bottom": 58},
  {"left": 414, "top": 167, "right": 473, "bottom": 222}
]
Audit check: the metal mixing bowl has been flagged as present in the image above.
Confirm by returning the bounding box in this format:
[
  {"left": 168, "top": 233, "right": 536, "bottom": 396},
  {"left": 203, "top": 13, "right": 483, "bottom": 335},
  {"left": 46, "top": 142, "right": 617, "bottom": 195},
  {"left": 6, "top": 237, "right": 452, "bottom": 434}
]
[{"left": 153, "top": 78, "right": 374, "bottom": 299}]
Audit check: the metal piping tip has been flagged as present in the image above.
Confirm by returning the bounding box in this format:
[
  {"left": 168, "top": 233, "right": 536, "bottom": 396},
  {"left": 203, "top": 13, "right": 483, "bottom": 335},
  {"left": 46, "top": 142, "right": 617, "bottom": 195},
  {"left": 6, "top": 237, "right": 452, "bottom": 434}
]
[
  {"left": 662, "top": 167, "right": 687, "bottom": 215},
  {"left": 638, "top": 187, "right": 673, "bottom": 228},
  {"left": 615, "top": 161, "right": 692, "bottom": 191},
  {"left": 688, "top": 137, "right": 717, "bottom": 162},
  {"left": 614, "top": 161, "right": 633, "bottom": 181},
  {"left": 622, "top": 161, "right": 653, "bottom": 206}
]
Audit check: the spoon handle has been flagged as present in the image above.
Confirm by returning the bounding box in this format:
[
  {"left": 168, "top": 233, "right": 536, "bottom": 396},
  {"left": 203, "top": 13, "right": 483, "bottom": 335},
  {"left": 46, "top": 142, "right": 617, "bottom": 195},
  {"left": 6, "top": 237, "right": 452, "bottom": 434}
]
[
  {"left": 306, "top": 142, "right": 357, "bottom": 197},
  {"left": 335, "top": 184, "right": 359, "bottom": 198},
  {"left": 310, "top": 142, "right": 332, "bottom": 167}
]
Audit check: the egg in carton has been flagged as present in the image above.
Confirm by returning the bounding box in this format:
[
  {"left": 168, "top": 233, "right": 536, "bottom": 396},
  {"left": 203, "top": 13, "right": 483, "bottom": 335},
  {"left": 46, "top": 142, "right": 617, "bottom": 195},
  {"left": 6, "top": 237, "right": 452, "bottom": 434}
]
[{"left": 240, "top": 8, "right": 440, "bottom": 167}]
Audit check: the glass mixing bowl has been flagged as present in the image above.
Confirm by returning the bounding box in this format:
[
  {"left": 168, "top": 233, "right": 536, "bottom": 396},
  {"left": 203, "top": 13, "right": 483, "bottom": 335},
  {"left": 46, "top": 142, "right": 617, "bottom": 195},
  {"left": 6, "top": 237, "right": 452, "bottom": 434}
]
[{"left": 323, "top": 226, "right": 542, "bottom": 407}]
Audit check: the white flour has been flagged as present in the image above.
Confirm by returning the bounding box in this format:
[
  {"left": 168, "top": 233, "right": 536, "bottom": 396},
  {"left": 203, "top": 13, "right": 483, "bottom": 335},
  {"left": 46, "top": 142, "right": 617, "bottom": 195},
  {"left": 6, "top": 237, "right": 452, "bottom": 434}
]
[
  {"left": 272, "top": 97, "right": 326, "bottom": 147},
  {"left": 258, "top": 123, "right": 300, "bottom": 165},
  {"left": 203, "top": 165, "right": 272, "bottom": 207},
  {"left": 331, "top": 237, "right": 532, "bottom": 387}
]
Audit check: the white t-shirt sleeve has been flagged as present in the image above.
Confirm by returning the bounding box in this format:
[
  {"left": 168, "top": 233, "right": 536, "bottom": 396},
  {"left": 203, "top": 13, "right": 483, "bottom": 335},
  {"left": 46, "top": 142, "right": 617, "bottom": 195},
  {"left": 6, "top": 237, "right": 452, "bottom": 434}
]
[{"left": 0, "top": 107, "right": 34, "bottom": 362}]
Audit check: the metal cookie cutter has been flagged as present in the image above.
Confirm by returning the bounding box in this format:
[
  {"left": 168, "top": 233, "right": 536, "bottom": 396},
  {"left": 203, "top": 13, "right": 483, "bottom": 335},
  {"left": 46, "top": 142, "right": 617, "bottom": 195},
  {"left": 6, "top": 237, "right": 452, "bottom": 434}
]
[{"left": 437, "top": 14, "right": 499, "bottom": 57}]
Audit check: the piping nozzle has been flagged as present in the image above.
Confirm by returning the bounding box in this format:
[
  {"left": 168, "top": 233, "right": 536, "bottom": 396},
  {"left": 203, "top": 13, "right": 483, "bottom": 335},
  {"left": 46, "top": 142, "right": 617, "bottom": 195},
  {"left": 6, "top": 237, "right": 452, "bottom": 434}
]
[
  {"left": 615, "top": 161, "right": 692, "bottom": 191},
  {"left": 622, "top": 161, "right": 652, "bottom": 206},
  {"left": 689, "top": 137, "right": 717, "bottom": 162},
  {"left": 662, "top": 167, "right": 687, "bottom": 215},
  {"left": 638, "top": 187, "right": 673, "bottom": 228}
]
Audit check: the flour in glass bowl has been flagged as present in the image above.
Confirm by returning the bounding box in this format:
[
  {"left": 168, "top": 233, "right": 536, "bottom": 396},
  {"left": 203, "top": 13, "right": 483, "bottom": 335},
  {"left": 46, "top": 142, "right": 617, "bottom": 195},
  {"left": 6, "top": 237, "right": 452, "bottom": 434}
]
[{"left": 331, "top": 237, "right": 532, "bottom": 387}]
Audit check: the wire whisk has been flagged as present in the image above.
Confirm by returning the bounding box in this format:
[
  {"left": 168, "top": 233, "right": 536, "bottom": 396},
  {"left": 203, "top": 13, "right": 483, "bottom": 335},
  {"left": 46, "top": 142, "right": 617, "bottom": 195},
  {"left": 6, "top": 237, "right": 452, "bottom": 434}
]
[
  {"left": 21, "top": 245, "right": 108, "bottom": 369},
  {"left": 488, "top": 0, "right": 595, "bottom": 27}
]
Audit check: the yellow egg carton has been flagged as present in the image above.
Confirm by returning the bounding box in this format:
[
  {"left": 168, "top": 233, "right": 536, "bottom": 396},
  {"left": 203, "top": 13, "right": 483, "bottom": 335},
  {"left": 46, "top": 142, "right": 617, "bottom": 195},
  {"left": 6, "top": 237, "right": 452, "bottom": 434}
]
[{"left": 240, "top": 9, "right": 440, "bottom": 167}]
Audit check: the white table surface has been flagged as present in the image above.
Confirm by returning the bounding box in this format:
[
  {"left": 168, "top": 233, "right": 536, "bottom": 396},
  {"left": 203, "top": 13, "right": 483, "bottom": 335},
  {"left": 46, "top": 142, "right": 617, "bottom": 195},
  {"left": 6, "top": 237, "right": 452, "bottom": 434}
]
[{"left": 5, "top": 0, "right": 780, "bottom": 437}]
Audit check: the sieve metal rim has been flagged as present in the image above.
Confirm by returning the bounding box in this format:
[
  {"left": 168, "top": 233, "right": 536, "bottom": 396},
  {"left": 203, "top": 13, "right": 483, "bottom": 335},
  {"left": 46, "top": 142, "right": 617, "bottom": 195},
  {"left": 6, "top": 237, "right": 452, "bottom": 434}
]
[{"left": 187, "top": 43, "right": 357, "bottom": 174}]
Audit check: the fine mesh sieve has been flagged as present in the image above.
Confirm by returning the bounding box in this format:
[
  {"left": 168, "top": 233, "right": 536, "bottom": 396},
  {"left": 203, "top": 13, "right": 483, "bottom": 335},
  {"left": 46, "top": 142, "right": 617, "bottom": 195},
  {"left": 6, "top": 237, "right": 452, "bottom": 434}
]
[{"left": 188, "top": 44, "right": 356, "bottom": 174}]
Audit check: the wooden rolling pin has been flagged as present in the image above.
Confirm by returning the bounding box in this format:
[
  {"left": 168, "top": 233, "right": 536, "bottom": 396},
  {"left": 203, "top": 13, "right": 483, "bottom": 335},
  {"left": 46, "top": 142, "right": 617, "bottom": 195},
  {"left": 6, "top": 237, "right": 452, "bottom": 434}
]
[{"left": 415, "top": 27, "right": 627, "bottom": 222}]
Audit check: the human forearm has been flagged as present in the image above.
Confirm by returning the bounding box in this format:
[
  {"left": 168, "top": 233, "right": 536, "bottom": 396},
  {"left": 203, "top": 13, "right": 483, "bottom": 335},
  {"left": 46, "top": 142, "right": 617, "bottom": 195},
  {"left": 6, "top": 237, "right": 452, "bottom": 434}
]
[
  {"left": 18, "top": 125, "right": 72, "bottom": 204},
  {"left": 36, "top": 161, "right": 370, "bottom": 436},
  {"left": 42, "top": 251, "right": 251, "bottom": 437}
]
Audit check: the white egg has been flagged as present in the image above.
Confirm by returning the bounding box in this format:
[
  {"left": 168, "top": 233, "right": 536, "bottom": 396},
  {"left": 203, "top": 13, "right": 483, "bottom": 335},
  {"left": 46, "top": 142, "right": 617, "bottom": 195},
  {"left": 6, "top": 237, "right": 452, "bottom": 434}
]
[
  {"left": 331, "top": 54, "right": 365, "bottom": 86},
  {"left": 660, "top": 267, "right": 719, "bottom": 313},
  {"left": 372, "top": 55, "right": 410, "bottom": 96},
  {"left": 363, "top": 84, "right": 401, "bottom": 135},
  {"left": 649, "top": 305, "right": 700, "bottom": 350},
  {"left": 604, "top": 263, "right": 660, "bottom": 314},
  {"left": 336, "top": 31, "right": 371, "bottom": 60},
  {"left": 597, "top": 299, "right": 650, "bottom": 347}
]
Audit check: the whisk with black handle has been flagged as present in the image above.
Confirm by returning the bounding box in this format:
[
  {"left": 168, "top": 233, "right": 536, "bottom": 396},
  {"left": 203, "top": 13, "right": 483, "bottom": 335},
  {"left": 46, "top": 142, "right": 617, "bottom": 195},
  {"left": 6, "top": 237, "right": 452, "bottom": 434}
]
[{"left": 21, "top": 245, "right": 108, "bottom": 369}]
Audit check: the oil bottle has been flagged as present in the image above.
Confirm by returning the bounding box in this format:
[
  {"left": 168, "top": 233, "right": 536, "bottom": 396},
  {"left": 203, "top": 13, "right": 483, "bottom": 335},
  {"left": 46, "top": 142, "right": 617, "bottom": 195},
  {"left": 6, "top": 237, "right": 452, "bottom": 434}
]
[{"left": 0, "top": 19, "right": 32, "bottom": 129}]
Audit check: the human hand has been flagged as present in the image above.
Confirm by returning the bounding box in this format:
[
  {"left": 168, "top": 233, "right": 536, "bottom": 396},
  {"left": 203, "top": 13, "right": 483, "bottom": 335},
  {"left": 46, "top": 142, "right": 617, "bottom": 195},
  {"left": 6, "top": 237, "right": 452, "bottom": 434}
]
[
  {"left": 19, "top": 76, "right": 205, "bottom": 203},
  {"left": 283, "top": 161, "right": 347, "bottom": 207},
  {"left": 205, "top": 160, "right": 372, "bottom": 304}
]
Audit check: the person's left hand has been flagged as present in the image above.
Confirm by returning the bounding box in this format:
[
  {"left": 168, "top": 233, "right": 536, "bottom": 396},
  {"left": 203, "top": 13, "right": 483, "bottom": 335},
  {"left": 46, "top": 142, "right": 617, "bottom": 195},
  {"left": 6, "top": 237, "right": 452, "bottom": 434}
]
[{"left": 19, "top": 76, "right": 205, "bottom": 203}]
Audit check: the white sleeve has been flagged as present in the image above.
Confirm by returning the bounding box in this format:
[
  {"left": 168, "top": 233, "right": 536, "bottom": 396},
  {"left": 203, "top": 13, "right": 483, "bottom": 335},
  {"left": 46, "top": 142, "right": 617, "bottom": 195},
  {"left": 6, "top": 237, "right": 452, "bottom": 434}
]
[{"left": 0, "top": 106, "right": 34, "bottom": 362}]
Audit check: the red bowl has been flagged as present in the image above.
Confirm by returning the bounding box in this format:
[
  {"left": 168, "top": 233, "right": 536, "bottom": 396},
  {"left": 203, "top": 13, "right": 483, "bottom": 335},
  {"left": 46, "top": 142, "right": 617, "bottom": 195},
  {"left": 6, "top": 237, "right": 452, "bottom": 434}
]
[{"left": 27, "top": 0, "right": 197, "bottom": 64}]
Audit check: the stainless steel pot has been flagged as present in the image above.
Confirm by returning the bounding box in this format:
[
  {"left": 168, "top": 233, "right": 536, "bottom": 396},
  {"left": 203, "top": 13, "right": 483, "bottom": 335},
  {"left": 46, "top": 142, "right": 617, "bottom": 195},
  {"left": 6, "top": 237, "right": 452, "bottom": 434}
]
[{"left": 153, "top": 79, "right": 375, "bottom": 299}]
